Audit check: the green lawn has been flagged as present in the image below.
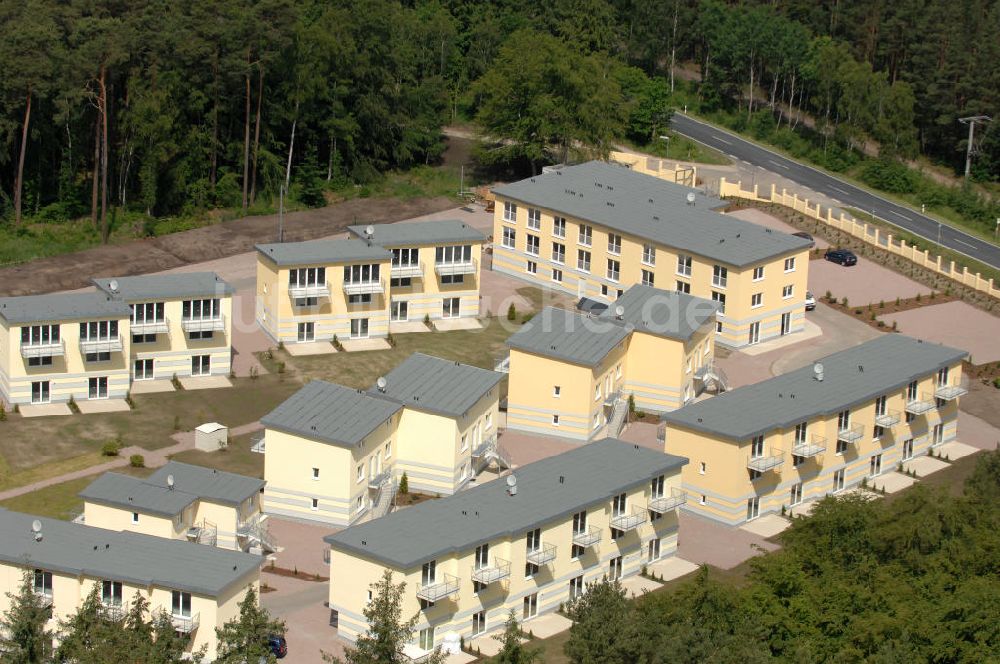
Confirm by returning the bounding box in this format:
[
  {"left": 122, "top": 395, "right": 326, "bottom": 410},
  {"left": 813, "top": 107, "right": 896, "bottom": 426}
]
[
  {"left": 170, "top": 433, "right": 265, "bottom": 479},
  {"left": 0, "top": 475, "right": 97, "bottom": 520},
  {"left": 624, "top": 132, "right": 732, "bottom": 166}
]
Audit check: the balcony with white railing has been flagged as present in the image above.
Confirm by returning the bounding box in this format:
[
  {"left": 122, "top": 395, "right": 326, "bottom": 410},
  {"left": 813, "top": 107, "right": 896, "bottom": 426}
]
[
  {"left": 572, "top": 526, "right": 601, "bottom": 548},
  {"left": 288, "top": 282, "right": 331, "bottom": 299},
  {"left": 792, "top": 434, "right": 826, "bottom": 458},
  {"left": 343, "top": 279, "right": 384, "bottom": 295},
  {"left": 874, "top": 409, "right": 901, "bottom": 428},
  {"left": 905, "top": 393, "right": 936, "bottom": 415},
  {"left": 79, "top": 335, "right": 123, "bottom": 355},
  {"left": 935, "top": 379, "right": 968, "bottom": 401},
  {"left": 471, "top": 557, "right": 511, "bottom": 585},
  {"left": 100, "top": 603, "right": 125, "bottom": 622},
  {"left": 746, "top": 449, "right": 784, "bottom": 472},
  {"left": 525, "top": 542, "right": 557, "bottom": 566},
  {"left": 415, "top": 573, "right": 460, "bottom": 602},
  {"left": 130, "top": 318, "right": 169, "bottom": 335},
  {"left": 181, "top": 314, "right": 226, "bottom": 333},
  {"left": 368, "top": 469, "right": 392, "bottom": 490},
  {"left": 647, "top": 487, "right": 687, "bottom": 514},
  {"left": 610, "top": 508, "right": 646, "bottom": 532},
  {"left": 435, "top": 258, "right": 478, "bottom": 276},
  {"left": 170, "top": 612, "right": 200, "bottom": 633},
  {"left": 471, "top": 434, "right": 498, "bottom": 459},
  {"left": 837, "top": 423, "right": 864, "bottom": 445},
  {"left": 21, "top": 339, "right": 65, "bottom": 359},
  {"left": 391, "top": 262, "right": 424, "bottom": 279},
  {"left": 603, "top": 390, "right": 621, "bottom": 407},
  {"left": 33, "top": 592, "right": 53, "bottom": 609}
]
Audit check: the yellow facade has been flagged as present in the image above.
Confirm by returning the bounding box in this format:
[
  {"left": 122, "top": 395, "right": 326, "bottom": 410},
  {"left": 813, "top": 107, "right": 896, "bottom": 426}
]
[
  {"left": 327, "top": 469, "right": 683, "bottom": 647},
  {"left": 664, "top": 362, "right": 964, "bottom": 525},
  {"left": 0, "top": 550, "right": 258, "bottom": 661},
  {"left": 491, "top": 192, "right": 809, "bottom": 348},
  {"left": 255, "top": 235, "right": 483, "bottom": 345}
]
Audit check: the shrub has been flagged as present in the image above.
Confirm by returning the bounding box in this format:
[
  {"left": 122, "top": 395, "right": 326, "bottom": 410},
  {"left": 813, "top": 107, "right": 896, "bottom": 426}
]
[
  {"left": 171, "top": 373, "right": 182, "bottom": 390},
  {"left": 879, "top": 300, "right": 885, "bottom": 308},
  {"left": 424, "top": 313, "right": 431, "bottom": 327},
  {"left": 892, "top": 320, "right": 898, "bottom": 331},
  {"left": 916, "top": 292, "right": 921, "bottom": 302},
  {"left": 101, "top": 439, "right": 123, "bottom": 456},
  {"left": 399, "top": 472, "right": 409, "bottom": 495},
  {"left": 628, "top": 394, "right": 636, "bottom": 414},
  {"left": 276, "top": 361, "right": 285, "bottom": 374},
  {"left": 993, "top": 377, "right": 1000, "bottom": 389},
  {"left": 129, "top": 454, "right": 145, "bottom": 468},
  {"left": 0, "top": 403, "right": 6, "bottom": 421},
  {"left": 507, "top": 303, "right": 516, "bottom": 321},
  {"left": 841, "top": 297, "right": 848, "bottom": 307},
  {"left": 173, "top": 415, "right": 181, "bottom": 431},
  {"left": 386, "top": 333, "right": 395, "bottom": 347},
  {"left": 125, "top": 391, "right": 135, "bottom": 409},
  {"left": 68, "top": 395, "right": 80, "bottom": 413},
  {"left": 522, "top": 313, "right": 534, "bottom": 324}
]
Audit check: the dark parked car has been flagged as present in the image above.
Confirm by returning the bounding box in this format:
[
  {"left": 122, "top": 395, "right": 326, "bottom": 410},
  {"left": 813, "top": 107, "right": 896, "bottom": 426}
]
[
  {"left": 824, "top": 248, "right": 857, "bottom": 266},
  {"left": 792, "top": 231, "right": 815, "bottom": 247},
  {"left": 269, "top": 635, "right": 287, "bottom": 659}
]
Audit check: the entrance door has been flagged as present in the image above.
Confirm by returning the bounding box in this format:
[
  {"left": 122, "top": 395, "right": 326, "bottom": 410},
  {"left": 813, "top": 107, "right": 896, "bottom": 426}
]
[
  {"left": 647, "top": 538, "right": 661, "bottom": 562},
  {"left": 88, "top": 376, "right": 108, "bottom": 400},
  {"left": 134, "top": 359, "right": 153, "bottom": 381},
  {"left": 903, "top": 438, "right": 914, "bottom": 460},
  {"left": 390, "top": 301, "right": 408, "bottom": 322},
  {"left": 869, "top": 453, "right": 882, "bottom": 477},
  {"left": 790, "top": 483, "right": 803, "bottom": 505},
  {"left": 609, "top": 556, "right": 623, "bottom": 580},
  {"left": 31, "top": 381, "right": 50, "bottom": 404},
  {"left": 297, "top": 322, "right": 314, "bottom": 342},
  {"left": 442, "top": 297, "right": 460, "bottom": 319},
  {"left": 748, "top": 322, "right": 761, "bottom": 345},
  {"left": 191, "top": 355, "right": 210, "bottom": 376},
  {"left": 746, "top": 496, "right": 760, "bottom": 521},
  {"left": 780, "top": 312, "right": 791, "bottom": 336},
  {"left": 350, "top": 318, "right": 369, "bottom": 339},
  {"left": 932, "top": 423, "right": 944, "bottom": 446}
]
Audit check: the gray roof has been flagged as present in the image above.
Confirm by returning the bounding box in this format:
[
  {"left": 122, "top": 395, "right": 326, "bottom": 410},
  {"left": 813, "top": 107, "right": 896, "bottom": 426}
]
[
  {"left": 80, "top": 462, "right": 264, "bottom": 517},
  {"left": 506, "top": 306, "right": 631, "bottom": 367},
  {"left": 492, "top": 161, "right": 811, "bottom": 267},
  {"left": 261, "top": 380, "right": 402, "bottom": 448},
  {"left": 661, "top": 334, "right": 968, "bottom": 441},
  {"left": 324, "top": 438, "right": 688, "bottom": 568},
  {"left": 367, "top": 353, "right": 503, "bottom": 418},
  {"left": 255, "top": 239, "right": 391, "bottom": 267},
  {"left": 93, "top": 272, "right": 234, "bottom": 301},
  {"left": 0, "top": 508, "right": 261, "bottom": 597},
  {"left": 347, "top": 220, "right": 486, "bottom": 247},
  {"left": 0, "top": 292, "right": 131, "bottom": 325},
  {"left": 599, "top": 284, "right": 718, "bottom": 341}
]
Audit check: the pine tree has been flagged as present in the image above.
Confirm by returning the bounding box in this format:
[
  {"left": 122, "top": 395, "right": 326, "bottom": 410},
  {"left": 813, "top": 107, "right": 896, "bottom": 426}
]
[
  {"left": 0, "top": 571, "right": 53, "bottom": 663},
  {"left": 214, "top": 587, "right": 285, "bottom": 664},
  {"left": 493, "top": 610, "right": 541, "bottom": 664}
]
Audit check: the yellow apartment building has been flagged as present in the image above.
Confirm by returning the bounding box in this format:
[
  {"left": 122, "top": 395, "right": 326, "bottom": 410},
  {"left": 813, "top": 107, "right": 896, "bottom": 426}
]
[
  {"left": 346, "top": 221, "right": 484, "bottom": 329},
  {"left": 0, "top": 508, "right": 262, "bottom": 661},
  {"left": 659, "top": 334, "right": 968, "bottom": 525},
  {"left": 323, "top": 438, "right": 688, "bottom": 654},
  {"left": 255, "top": 220, "right": 484, "bottom": 345},
  {"left": 93, "top": 272, "right": 234, "bottom": 384},
  {"left": 503, "top": 284, "right": 719, "bottom": 441},
  {"left": 79, "top": 461, "right": 271, "bottom": 552},
  {"left": 0, "top": 292, "right": 132, "bottom": 407},
  {"left": 261, "top": 353, "right": 502, "bottom": 526},
  {"left": 491, "top": 161, "right": 811, "bottom": 348}
]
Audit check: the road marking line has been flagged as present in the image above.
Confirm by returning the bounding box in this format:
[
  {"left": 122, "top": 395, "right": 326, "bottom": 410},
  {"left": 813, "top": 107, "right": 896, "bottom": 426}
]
[
  {"left": 831, "top": 186, "right": 851, "bottom": 195},
  {"left": 891, "top": 210, "right": 914, "bottom": 221},
  {"left": 768, "top": 159, "right": 789, "bottom": 170},
  {"left": 954, "top": 239, "right": 976, "bottom": 249},
  {"left": 712, "top": 135, "right": 732, "bottom": 145}
]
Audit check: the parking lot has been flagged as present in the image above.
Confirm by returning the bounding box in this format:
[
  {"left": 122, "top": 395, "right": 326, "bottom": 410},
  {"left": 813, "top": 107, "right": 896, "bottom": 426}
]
[
  {"left": 877, "top": 299, "right": 1000, "bottom": 364},
  {"left": 808, "top": 254, "right": 933, "bottom": 306}
]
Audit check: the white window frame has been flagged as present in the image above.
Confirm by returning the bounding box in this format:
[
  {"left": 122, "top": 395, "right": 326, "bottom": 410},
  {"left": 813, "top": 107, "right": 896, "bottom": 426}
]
[
  {"left": 641, "top": 269, "right": 654, "bottom": 287},
  {"left": 502, "top": 227, "right": 516, "bottom": 249},
  {"left": 551, "top": 242, "right": 566, "bottom": 264},
  {"left": 752, "top": 266, "right": 764, "bottom": 281},
  {"left": 527, "top": 208, "right": 541, "bottom": 230},
  {"left": 642, "top": 243, "right": 656, "bottom": 266},
  {"left": 606, "top": 259, "right": 620, "bottom": 282},
  {"left": 553, "top": 217, "right": 566, "bottom": 238},
  {"left": 577, "top": 249, "right": 591, "bottom": 273},
  {"left": 676, "top": 254, "right": 692, "bottom": 277},
  {"left": 503, "top": 201, "right": 517, "bottom": 223},
  {"left": 525, "top": 234, "right": 540, "bottom": 256},
  {"left": 578, "top": 225, "right": 592, "bottom": 247},
  {"left": 784, "top": 257, "right": 796, "bottom": 272},
  {"left": 712, "top": 265, "right": 728, "bottom": 288},
  {"left": 607, "top": 233, "right": 622, "bottom": 255},
  {"left": 751, "top": 293, "right": 763, "bottom": 309},
  {"left": 782, "top": 284, "right": 794, "bottom": 299}
]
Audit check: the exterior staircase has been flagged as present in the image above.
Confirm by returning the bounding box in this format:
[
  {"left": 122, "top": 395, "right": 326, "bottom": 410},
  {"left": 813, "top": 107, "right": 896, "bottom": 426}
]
[
  {"left": 238, "top": 513, "right": 278, "bottom": 553},
  {"left": 695, "top": 360, "right": 729, "bottom": 394},
  {"left": 607, "top": 397, "right": 629, "bottom": 437},
  {"left": 472, "top": 434, "right": 511, "bottom": 472},
  {"left": 187, "top": 519, "right": 217, "bottom": 547},
  {"left": 371, "top": 478, "right": 397, "bottom": 520}
]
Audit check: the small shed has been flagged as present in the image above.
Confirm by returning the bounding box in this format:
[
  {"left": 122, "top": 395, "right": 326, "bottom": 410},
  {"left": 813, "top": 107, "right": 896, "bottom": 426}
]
[{"left": 194, "top": 422, "right": 228, "bottom": 452}]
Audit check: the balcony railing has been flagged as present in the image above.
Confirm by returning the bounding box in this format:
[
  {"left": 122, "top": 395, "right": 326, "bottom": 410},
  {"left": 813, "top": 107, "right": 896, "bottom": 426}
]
[
  {"left": 288, "top": 282, "right": 331, "bottom": 299},
  {"left": 391, "top": 262, "right": 424, "bottom": 279},
  {"left": 572, "top": 526, "right": 601, "bottom": 548},
  {"left": 746, "top": 449, "right": 784, "bottom": 472},
  {"left": 181, "top": 314, "right": 226, "bottom": 333},
  {"left": 525, "top": 542, "right": 557, "bottom": 566},
  {"left": 610, "top": 508, "right": 646, "bottom": 532},
  {"left": 130, "top": 318, "right": 169, "bottom": 335},
  {"left": 100, "top": 603, "right": 125, "bottom": 622},
  {"left": 33, "top": 592, "right": 53, "bottom": 609},
  {"left": 905, "top": 394, "right": 935, "bottom": 415},
  {"left": 20, "top": 340, "right": 65, "bottom": 359},
  {"left": 343, "top": 279, "right": 384, "bottom": 295},
  {"left": 170, "top": 612, "right": 200, "bottom": 633},
  {"left": 471, "top": 434, "right": 498, "bottom": 459},
  {"left": 471, "top": 557, "right": 511, "bottom": 585},
  {"left": 434, "top": 258, "right": 477, "bottom": 276},
  {"left": 837, "top": 423, "right": 864, "bottom": 445},
  {"left": 493, "top": 354, "right": 510, "bottom": 373},
  {"left": 79, "top": 335, "right": 123, "bottom": 355},
  {"left": 935, "top": 381, "right": 968, "bottom": 401},
  {"left": 792, "top": 434, "right": 826, "bottom": 458},
  {"left": 603, "top": 390, "right": 621, "bottom": 407},
  {"left": 647, "top": 487, "right": 687, "bottom": 514},
  {"left": 415, "top": 573, "right": 460, "bottom": 602},
  {"left": 368, "top": 469, "right": 391, "bottom": 489},
  {"left": 874, "top": 409, "right": 901, "bottom": 428}
]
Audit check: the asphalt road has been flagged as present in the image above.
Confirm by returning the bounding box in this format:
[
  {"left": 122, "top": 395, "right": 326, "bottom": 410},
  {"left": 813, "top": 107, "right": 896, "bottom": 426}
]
[{"left": 671, "top": 113, "right": 1000, "bottom": 271}]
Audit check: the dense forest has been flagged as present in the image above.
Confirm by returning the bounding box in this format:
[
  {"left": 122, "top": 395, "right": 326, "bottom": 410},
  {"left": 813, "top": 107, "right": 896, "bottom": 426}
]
[
  {"left": 1, "top": 0, "right": 998, "bottom": 237},
  {"left": 563, "top": 451, "right": 1000, "bottom": 662}
]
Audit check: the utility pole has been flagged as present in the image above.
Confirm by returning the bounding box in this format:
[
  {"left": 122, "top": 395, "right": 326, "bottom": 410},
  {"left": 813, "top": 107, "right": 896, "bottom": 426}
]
[{"left": 958, "top": 115, "right": 992, "bottom": 179}]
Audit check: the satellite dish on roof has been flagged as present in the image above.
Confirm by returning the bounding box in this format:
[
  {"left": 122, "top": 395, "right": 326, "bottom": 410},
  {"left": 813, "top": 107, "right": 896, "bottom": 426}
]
[
  {"left": 615, "top": 305, "right": 625, "bottom": 318},
  {"left": 376, "top": 376, "right": 387, "bottom": 393},
  {"left": 109, "top": 279, "right": 119, "bottom": 292},
  {"left": 686, "top": 192, "right": 696, "bottom": 206},
  {"left": 31, "top": 520, "right": 42, "bottom": 533},
  {"left": 813, "top": 362, "right": 825, "bottom": 382},
  {"left": 364, "top": 225, "right": 375, "bottom": 237},
  {"left": 167, "top": 474, "right": 175, "bottom": 489},
  {"left": 506, "top": 475, "right": 517, "bottom": 487}
]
